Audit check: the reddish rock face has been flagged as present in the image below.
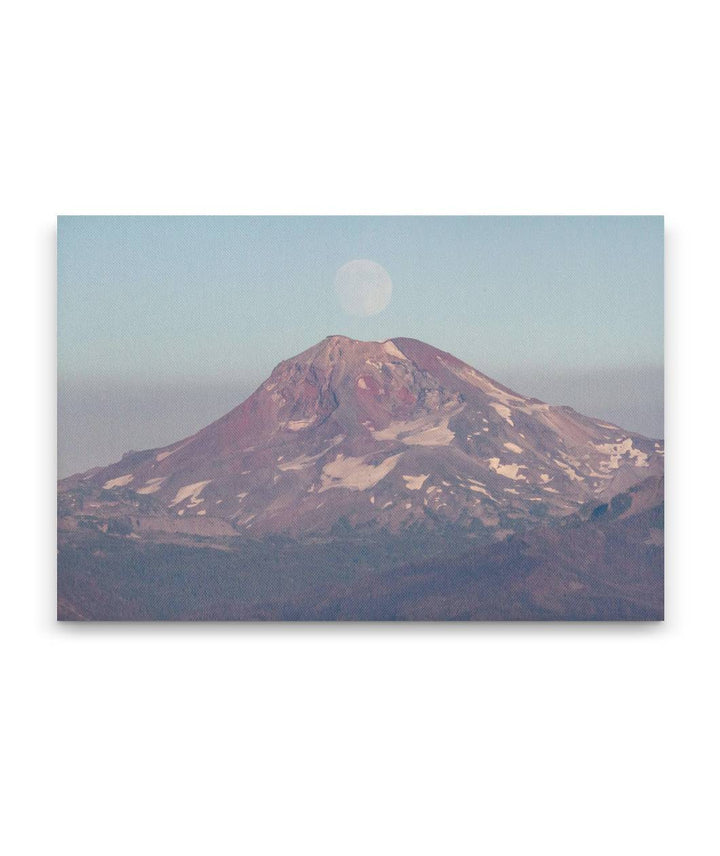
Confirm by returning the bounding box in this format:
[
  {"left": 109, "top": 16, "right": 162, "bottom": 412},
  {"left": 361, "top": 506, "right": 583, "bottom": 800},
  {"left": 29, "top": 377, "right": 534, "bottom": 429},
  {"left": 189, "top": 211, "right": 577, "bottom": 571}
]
[{"left": 59, "top": 336, "right": 664, "bottom": 537}]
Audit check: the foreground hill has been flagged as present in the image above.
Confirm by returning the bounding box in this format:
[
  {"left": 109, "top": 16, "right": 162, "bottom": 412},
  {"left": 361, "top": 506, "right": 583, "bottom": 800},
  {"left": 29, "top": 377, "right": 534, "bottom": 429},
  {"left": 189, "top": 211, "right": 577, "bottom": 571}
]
[{"left": 57, "top": 493, "right": 663, "bottom": 620}]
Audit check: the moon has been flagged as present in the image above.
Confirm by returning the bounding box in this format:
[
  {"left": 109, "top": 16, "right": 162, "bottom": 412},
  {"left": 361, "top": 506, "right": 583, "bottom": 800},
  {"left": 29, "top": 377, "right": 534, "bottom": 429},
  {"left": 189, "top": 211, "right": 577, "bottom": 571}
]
[{"left": 334, "top": 259, "right": 392, "bottom": 317}]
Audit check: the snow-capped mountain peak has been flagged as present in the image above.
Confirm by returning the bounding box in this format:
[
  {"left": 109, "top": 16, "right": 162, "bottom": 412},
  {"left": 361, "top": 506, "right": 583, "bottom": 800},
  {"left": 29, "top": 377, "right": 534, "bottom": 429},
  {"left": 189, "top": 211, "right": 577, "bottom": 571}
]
[{"left": 59, "top": 336, "right": 663, "bottom": 538}]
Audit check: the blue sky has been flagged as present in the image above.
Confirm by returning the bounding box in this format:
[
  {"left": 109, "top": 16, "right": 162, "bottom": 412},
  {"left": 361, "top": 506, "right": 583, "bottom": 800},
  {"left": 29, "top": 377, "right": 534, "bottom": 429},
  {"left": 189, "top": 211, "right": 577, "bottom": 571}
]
[
  {"left": 58, "top": 216, "right": 663, "bottom": 475},
  {"left": 58, "top": 216, "right": 663, "bottom": 379}
]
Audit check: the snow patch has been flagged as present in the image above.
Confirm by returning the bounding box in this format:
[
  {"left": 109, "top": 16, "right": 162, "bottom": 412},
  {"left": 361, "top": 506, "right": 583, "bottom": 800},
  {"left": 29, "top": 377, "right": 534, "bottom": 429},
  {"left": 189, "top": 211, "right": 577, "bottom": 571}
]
[
  {"left": 593, "top": 438, "right": 649, "bottom": 469},
  {"left": 372, "top": 411, "right": 457, "bottom": 446},
  {"left": 503, "top": 442, "right": 523, "bottom": 454},
  {"left": 382, "top": 340, "right": 407, "bottom": 360},
  {"left": 169, "top": 480, "right": 212, "bottom": 508},
  {"left": 135, "top": 477, "right": 165, "bottom": 495},
  {"left": 102, "top": 474, "right": 134, "bottom": 490},
  {"left": 287, "top": 417, "right": 316, "bottom": 431},
  {"left": 403, "top": 474, "right": 430, "bottom": 491},
  {"left": 461, "top": 478, "right": 498, "bottom": 501},
  {"left": 318, "top": 453, "right": 404, "bottom": 493},
  {"left": 486, "top": 458, "right": 527, "bottom": 481},
  {"left": 156, "top": 440, "right": 191, "bottom": 462},
  {"left": 489, "top": 402, "right": 514, "bottom": 426},
  {"left": 553, "top": 459, "right": 585, "bottom": 482},
  {"left": 277, "top": 437, "right": 345, "bottom": 471},
  {"left": 468, "top": 486, "right": 498, "bottom": 502}
]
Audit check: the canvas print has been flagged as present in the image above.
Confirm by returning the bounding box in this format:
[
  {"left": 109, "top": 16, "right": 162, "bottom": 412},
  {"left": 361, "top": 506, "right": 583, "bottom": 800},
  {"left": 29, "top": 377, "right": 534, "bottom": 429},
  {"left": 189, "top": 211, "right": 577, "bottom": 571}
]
[{"left": 57, "top": 216, "right": 664, "bottom": 620}]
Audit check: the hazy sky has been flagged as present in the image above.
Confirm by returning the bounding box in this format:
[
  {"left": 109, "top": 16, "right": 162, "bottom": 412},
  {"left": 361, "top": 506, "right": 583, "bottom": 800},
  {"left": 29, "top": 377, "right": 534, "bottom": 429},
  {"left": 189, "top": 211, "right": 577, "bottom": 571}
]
[{"left": 58, "top": 216, "right": 663, "bottom": 476}]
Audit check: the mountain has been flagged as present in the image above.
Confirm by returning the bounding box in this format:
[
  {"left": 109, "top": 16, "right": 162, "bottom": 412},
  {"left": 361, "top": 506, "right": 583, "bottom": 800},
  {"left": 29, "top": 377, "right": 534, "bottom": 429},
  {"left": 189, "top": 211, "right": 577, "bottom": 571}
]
[{"left": 58, "top": 336, "right": 663, "bottom": 542}]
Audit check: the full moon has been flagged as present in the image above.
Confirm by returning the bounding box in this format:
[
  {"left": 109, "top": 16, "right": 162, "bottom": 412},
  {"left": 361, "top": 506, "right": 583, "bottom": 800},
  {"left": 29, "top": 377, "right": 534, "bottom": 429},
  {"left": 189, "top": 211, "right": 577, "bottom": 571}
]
[{"left": 334, "top": 259, "right": 392, "bottom": 317}]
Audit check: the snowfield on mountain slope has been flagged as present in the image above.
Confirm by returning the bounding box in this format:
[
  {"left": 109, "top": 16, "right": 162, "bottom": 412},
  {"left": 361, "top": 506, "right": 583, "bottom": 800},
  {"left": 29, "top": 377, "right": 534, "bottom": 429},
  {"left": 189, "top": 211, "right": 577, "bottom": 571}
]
[
  {"left": 403, "top": 474, "right": 430, "bottom": 491},
  {"left": 318, "top": 453, "right": 404, "bottom": 492},
  {"left": 169, "top": 481, "right": 212, "bottom": 508},
  {"left": 102, "top": 474, "right": 134, "bottom": 489},
  {"left": 382, "top": 340, "right": 407, "bottom": 360},
  {"left": 287, "top": 417, "right": 316, "bottom": 431},
  {"left": 486, "top": 458, "right": 527, "bottom": 481},
  {"left": 593, "top": 438, "right": 650, "bottom": 469},
  {"left": 136, "top": 477, "right": 166, "bottom": 494},
  {"left": 371, "top": 411, "right": 457, "bottom": 446},
  {"left": 489, "top": 402, "right": 514, "bottom": 426}
]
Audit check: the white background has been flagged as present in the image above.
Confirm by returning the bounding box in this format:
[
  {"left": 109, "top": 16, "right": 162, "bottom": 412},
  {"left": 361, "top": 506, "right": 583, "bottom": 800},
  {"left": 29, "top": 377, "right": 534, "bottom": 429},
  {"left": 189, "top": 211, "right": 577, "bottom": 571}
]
[{"left": 2, "top": 1, "right": 718, "bottom": 854}]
